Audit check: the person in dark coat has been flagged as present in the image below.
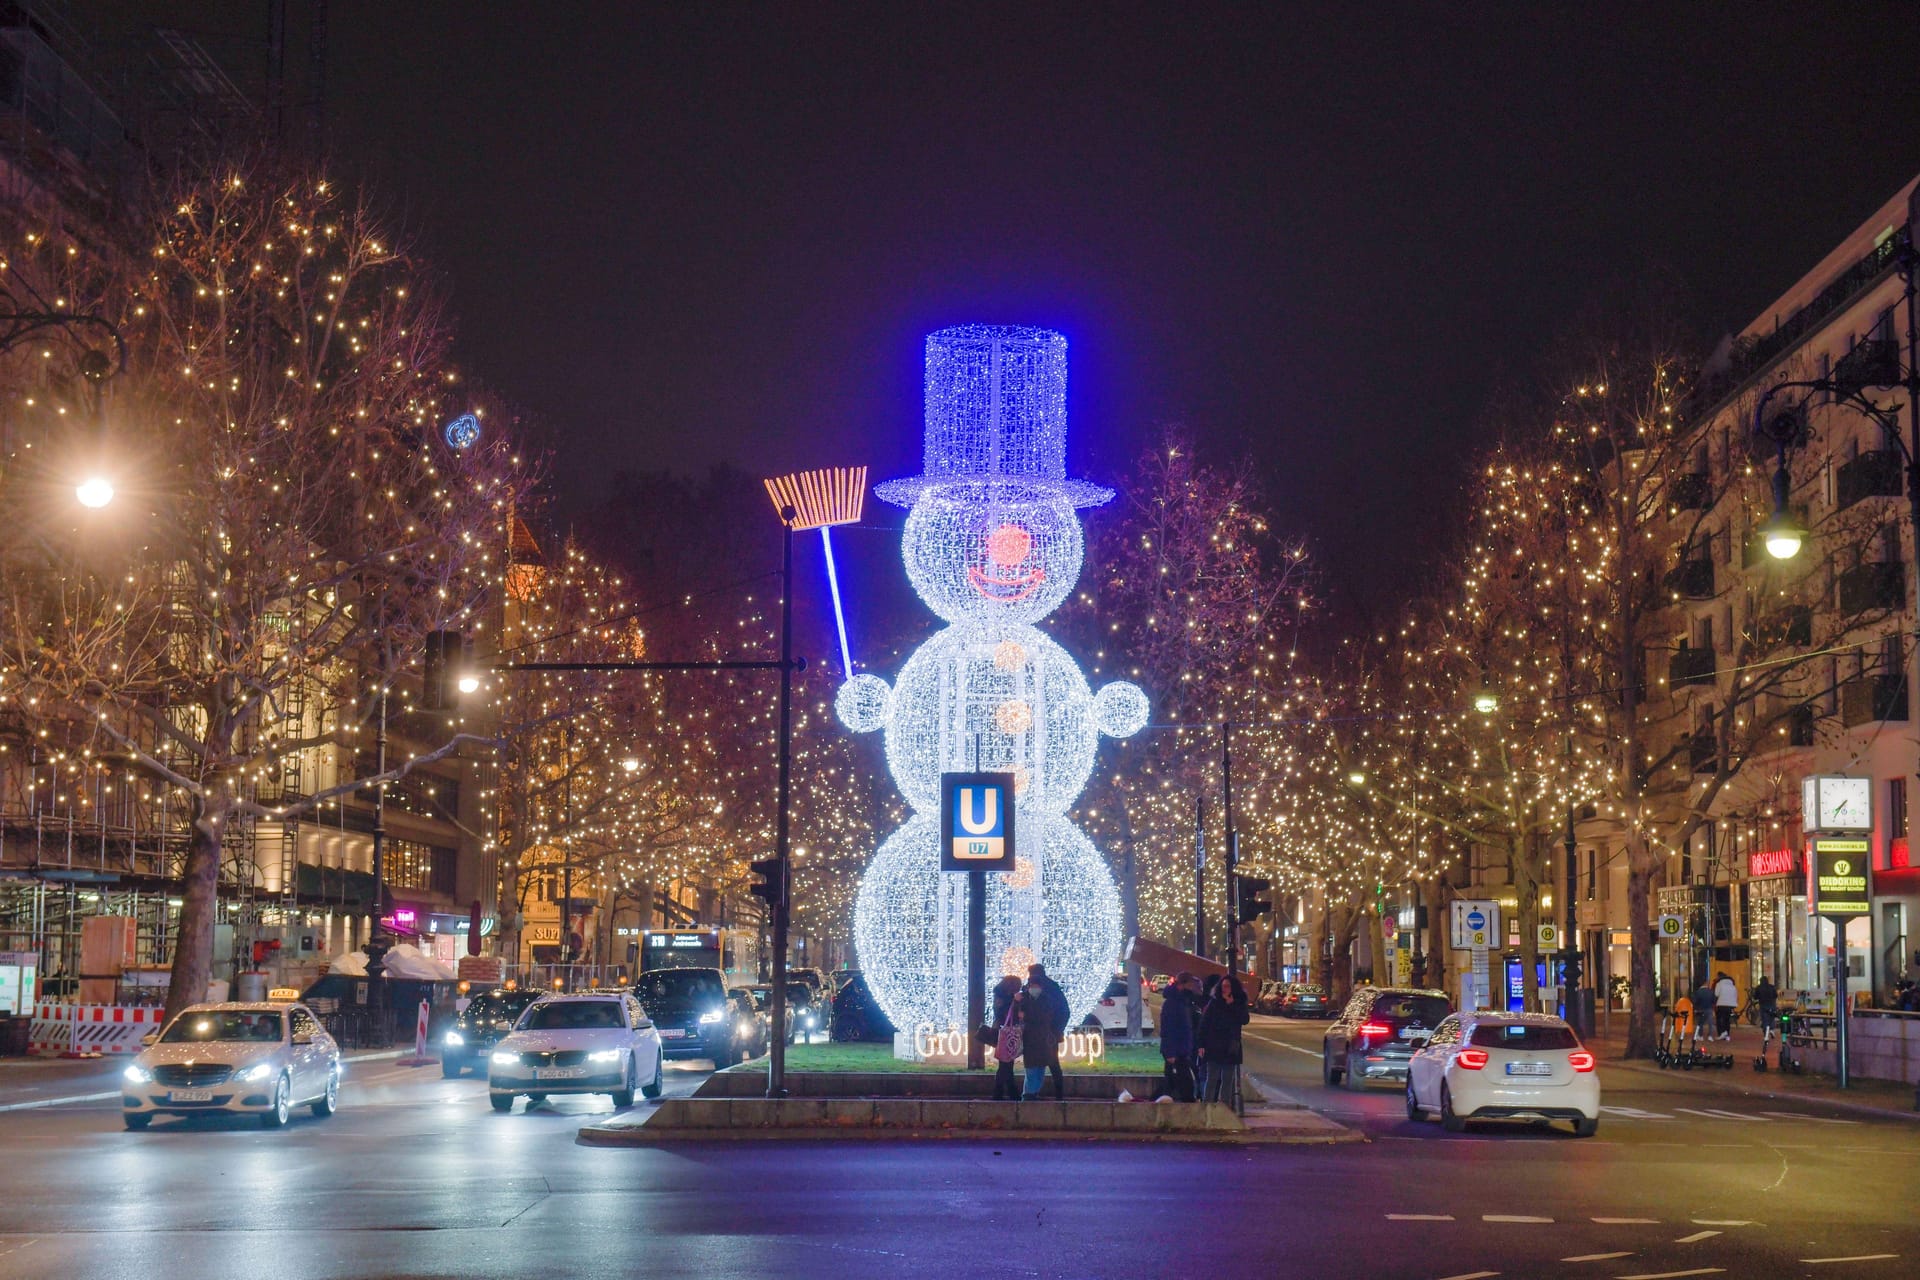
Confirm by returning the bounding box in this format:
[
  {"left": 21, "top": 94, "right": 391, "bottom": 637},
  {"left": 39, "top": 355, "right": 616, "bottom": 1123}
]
[
  {"left": 1023, "top": 964, "right": 1070, "bottom": 1100},
  {"left": 1157, "top": 972, "right": 1199, "bottom": 1102},
  {"left": 1198, "top": 975, "right": 1251, "bottom": 1102},
  {"left": 1195, "top": 973, "right": 1223, "bottom": 1096},
  {"left": 990, "top": 975, "right": 1023, "bottom": 1101},
  {"left": 1020, "top": 974, "right": 1064, "bottom": 1100}
]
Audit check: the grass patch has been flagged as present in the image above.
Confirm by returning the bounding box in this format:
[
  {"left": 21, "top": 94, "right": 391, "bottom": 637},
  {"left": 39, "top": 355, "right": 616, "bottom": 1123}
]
[{"left": 725, "top": 1040, "right": 1164, "bottom": 1075}]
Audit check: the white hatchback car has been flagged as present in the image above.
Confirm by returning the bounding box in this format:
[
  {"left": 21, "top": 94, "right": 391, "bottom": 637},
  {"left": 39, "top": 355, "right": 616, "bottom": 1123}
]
[
  {"left": 489, "top": 992, "right": 664, "bottom": 1112},
  {"left": 121, "top": 1001, "right": 340, "bottom": 1130},
  {"left": 1405, "top": 1011, "right": 1599, "bottom": 1137},
  {"left": 1083, "top": 977, "right": 1155, "bottom": 1037}
]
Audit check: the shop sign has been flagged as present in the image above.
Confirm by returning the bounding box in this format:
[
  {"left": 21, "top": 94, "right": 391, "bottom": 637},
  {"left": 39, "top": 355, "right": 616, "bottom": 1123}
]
[
  {"left": 1656, "top": 913, "right": 1684, "bottom": 941},
  {"left": 1747, "top": 847, "right": 1797, "bottom": 879},
  {"left": 1811, "top": 837, "right": 1871, "bottom": 918}
]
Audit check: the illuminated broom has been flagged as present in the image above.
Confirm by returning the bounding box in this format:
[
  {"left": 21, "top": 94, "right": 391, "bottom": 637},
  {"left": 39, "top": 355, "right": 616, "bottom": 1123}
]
[{"left": 764, "top": 466, "right": 867, "bottom": 678}]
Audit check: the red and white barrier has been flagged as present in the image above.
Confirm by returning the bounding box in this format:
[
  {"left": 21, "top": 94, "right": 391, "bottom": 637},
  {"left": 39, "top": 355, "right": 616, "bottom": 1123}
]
[
  {"left": 28, "top": 1003, "right": 165, "bottom": 1056},
  {"left": 398, "top": 998, "right": 436, "bottom": 1067}
]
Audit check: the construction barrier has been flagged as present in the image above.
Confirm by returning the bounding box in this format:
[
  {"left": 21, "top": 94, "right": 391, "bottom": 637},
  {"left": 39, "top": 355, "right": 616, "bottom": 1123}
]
[{"left": 27, "top": 1003, "right": 166, "bottom": 1056}]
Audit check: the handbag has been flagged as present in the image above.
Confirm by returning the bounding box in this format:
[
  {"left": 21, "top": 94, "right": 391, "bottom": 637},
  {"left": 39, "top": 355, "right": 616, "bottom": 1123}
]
[
  {"left": 994, "top": 1009, "right": 1021, "bottom": 1064},
  {"left": 973, "top": 1022, "right": 997, "bottom": 1048}
]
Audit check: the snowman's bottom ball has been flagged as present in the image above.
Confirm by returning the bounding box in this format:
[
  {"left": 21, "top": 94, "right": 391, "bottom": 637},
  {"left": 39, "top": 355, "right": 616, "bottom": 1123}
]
[{"left": 852, "top": 814, "right": 1122, "bottom": 1036}]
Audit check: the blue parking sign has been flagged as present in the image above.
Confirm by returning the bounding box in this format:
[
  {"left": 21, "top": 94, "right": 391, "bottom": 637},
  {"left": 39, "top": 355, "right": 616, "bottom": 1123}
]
[{"left": 940, "top": 772, "right": 1017, "bottom": 872}]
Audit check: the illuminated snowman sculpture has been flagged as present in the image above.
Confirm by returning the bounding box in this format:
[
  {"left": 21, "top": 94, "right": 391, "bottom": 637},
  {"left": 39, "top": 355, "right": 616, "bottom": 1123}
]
[{"left": 838, "top": 325, "right": 1149, "bottom": 1038}]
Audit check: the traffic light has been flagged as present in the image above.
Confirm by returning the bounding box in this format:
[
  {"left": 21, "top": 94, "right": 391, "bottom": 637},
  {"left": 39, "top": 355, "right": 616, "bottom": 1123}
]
[
  {"left": 423, "top": 630, "right": 475, "bottom": 709},
  {"left": 750, "top": 854, "right": 788, "bottom": 909},
  {"left": 1234, "top": 874, "right": 1272, "bottom": 927}
]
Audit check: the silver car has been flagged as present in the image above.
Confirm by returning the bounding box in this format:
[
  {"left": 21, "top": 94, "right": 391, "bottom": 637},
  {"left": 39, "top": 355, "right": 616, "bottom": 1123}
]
[{"left": 121, "top": 1001, "right": 341, "bottom": 1130}]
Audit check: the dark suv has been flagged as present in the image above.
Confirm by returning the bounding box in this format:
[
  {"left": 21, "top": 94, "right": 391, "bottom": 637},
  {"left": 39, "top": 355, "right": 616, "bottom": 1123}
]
[
  {"left": 1323, "top": 987, "right": 1452, "bottom": 1090},
  {"left": 441, "top": 987, "right": 543, "bottom": 1078},
  {"left": 632, "top": 968, "right": 734, "bottom": 1063}
]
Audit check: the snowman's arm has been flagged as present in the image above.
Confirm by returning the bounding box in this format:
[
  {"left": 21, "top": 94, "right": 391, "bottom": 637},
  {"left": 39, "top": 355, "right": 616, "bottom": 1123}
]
[
  {"left": 835, "top": 672, "right": 892, "bottom": 733},
  {"left": 1093, "top": 681, "right": 1150, "bottom": 739}
]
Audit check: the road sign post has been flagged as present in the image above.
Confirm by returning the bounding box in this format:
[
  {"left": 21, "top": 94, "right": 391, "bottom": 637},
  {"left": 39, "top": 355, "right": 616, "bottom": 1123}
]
[
  {"left": 942, "top": 772, "right": 1016, "bottom": 1071},
  {"left": 1810, "top": 835, "right": 1871, "bottom": 1089},
  {"left": 1450, "top": 900, "right": 1499, "bottom": 1011}
]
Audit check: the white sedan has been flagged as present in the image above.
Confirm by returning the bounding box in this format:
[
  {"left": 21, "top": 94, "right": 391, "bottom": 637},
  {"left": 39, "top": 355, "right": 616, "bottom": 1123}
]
[
  {"left": 121, "top": 1001, "right": 340, "bottom": 1130},
  {"left": 489, "top": 992, "right": 664, "bottom": 1112},
  {"left": 1405, "top": 1011, "right": 1599, "bottom": 1137}
]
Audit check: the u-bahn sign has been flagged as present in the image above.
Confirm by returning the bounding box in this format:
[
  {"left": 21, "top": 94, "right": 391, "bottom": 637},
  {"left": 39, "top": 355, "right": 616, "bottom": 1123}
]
[
  {"left": 940, "top": 772, "right": 1017, "bottom": 872},
  {"left": 1811, "top": 837, "right": 1871, "bottom": 918}
]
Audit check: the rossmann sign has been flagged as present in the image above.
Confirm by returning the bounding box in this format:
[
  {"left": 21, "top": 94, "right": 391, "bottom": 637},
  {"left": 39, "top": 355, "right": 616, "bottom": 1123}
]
[{"left": 1747, "top": 847, "right": 1798, "bottom": 879}]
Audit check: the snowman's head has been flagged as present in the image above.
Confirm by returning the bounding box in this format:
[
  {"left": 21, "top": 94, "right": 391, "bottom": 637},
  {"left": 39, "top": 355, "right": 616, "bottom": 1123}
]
[{"left": 902, "top": 482, "right": 1082, "bottom": 624}]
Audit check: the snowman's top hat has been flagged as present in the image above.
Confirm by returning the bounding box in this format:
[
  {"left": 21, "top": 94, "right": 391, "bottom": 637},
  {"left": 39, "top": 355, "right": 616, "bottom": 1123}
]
[{"left": 875, "top": 324, "right": 1113, "bottom": 509}]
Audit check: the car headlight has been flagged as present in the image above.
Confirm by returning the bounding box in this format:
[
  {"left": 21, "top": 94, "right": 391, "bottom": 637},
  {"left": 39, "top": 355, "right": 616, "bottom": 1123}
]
[
  {"left": 123, "top": 1064, "right": 152, "bottom": 1084},
  {"left": 239, "top": 1062, "right": 275, "bottom": 1082},
  {"left": 587, "top": 1049, "right": 623, "bottom": 1063},
  {"left": 698, "top": 1009, "right": 726, "bottom": 1024},
  {"left": 803, "top": 1013, "right": 816, "bottom": 1026},
  {"left": 444, "top": 1030, "right": 465, "bottom": 1047},
  {"left": 490, "top": 1051, "right": 520, "bottom": 1066}
]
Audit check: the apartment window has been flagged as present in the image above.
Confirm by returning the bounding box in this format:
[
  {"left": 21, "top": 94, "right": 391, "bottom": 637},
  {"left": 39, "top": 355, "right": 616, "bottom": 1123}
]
[
  {"left": 1585, "top": 848, "right": 1597, "bottom": 901},
  {"left": 1719, "top": 605, "right": 1733, "bottom": 653},
  {"left": 386, "top": 839, "right": 456, "bottom": 896}
]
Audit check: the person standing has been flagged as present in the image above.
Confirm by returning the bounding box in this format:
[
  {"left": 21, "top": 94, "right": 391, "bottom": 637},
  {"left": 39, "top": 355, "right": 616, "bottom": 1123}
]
[
  {"left": 1158, "top": 972, "right": 1199, "bottom": 1102},
  {"left": 1198, "top": 975, "right": 1250, "bottom": 1103},
  {"left": 1195, "top": 973, "right": 1222, "bottom": 1097},
  {"left": 990, "top": 975, "right": 1023, "bottom": 1101},
  {"left": 1712, "top": 972, "right": 1738, "bottom": 1040},
  {"left": 1690, "top": 975, "right": 1716, "bottom": 1047},
  {"left": 1020, "top": 974, "right": 1064, "bottom": 1101}
]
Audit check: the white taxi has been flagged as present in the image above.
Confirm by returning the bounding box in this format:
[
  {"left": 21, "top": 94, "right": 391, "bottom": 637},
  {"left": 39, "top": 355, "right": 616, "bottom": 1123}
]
[
  {"left": 488, "top": 992, "right": 663, "bottom": 1112},
  {"left": 1405, "top": 1011, "right": 1599, "bottom": 1137},
  {"left": 121, "top": 1001, "right": 340, "bottom": 1130}
]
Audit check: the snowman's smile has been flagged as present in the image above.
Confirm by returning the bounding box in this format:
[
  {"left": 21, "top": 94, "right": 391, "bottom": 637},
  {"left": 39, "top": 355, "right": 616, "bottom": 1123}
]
[{"left": 967, "top": 562, "right": 1047, "bottom": 601}]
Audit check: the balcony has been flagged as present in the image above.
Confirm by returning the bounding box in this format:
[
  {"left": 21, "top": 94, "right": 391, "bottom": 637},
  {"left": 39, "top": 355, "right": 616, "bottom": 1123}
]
[
  {"left": 1751, "top": 605, "right": 1812, "bottom": 651},
  {"left": 1837, "top": 561, "right": 1905, "bottom": 614},
  {"left": 1666, "top": 557, "right": 1715, "bottom": 600},
  {"left": 1830, "top": 338, "right": 1903, "bottom": 397},
  {"left": 1786, "top": 704, "right": 1817, "bottom": 747},
  {"left": 1840, "top": 674, "right": 1908, "bottom": 727},
  {"left": 1669, "top": 647, "right": 1716, "bottom": 688},
  {"left": 1835, "top": 450, "right": 1904, "bottom": 510},
  {"left": 1669, "top": 471, "right": 1711, "bottom": 511},
  {"left": 1688, "top": 731, "right": 1718, "bottom": 774}
]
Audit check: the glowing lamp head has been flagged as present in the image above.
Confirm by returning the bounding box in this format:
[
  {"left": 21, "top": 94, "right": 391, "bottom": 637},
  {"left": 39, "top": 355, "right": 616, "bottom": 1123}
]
[
  {"left": 75, "top": 476, "right": 114, "bottom": 508},
  {"left": 1761, "top": 508, "right": 1805, "bottom": 560},
  {"left": 456, "top": 674, "right": 481, "bottom": 695},
  {"left": 1347, "top": 771, "right": 1367, "bottom": 788},
  {"left": 1472, "top": 689, "right": 1500, "bottom": 716},
  {"left": 621, "top": 757, "right": 641, "bottom": 774}
]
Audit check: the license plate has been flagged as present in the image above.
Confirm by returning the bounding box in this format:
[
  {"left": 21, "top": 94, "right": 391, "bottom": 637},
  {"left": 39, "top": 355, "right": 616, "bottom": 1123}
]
[
  {"left": 659, "top": 1028, "right": 686, "bottom": 1039},
  {"left": 1505, "top": 1062, "right": 1551, "bottom": 1076},
  {"left": 1404, "top": 1030, "right": 1431, "bottom": 1043},
  {"left": 534, "top": 1067, "right": 585, "bottom": 1080},
  {"left": 169, "top": 1088, "right": 214, "bottom": 1102}
]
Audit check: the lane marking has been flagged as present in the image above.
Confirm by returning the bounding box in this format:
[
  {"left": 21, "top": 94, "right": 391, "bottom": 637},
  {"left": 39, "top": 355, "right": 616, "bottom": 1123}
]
[
  {"left": 1592, "top": 1218, "right": 1660, "bottom": 1224},
  {"left": 1561, "top": 1253, "right": 1632, "bottom": 1263},
  {"left": 1674, "top": 1107, "right": 1764, "bottom": 1121},
  {"left": 1387, "top": 1214, "right": 1455, "bottom": 1221},
  {"left": 1617, "top": 1271, "right": 1725, "bottom": 1279},
  {"left": 1690, "top": 1220, "right": 1753, "bottom": 1227},
  {"left": 1600, "top": 1105, "right": 1672, "bottom": 1120},
  {"left": 1243, "top": 1033, "right": 1323, "bottom": 1059},
  {"left": 1758, "top": 1111, "right": 1860, "bottom": 1125},
  {"left": 1434, "top": 1272, "right": 1500, "bottom": 1280},
  {"left": 1673, "top": 1230, "right": 1721, "bottom": 1243},
  {"left": 0, "top": 1091, "right": 119, "bottom": 1112},
  {"left": 1801, "top": 1255, "right": 1899, "bottom": 1265},
  {"left": 1483, "top": 1214, "right": 1553, "bottom": 1223}
]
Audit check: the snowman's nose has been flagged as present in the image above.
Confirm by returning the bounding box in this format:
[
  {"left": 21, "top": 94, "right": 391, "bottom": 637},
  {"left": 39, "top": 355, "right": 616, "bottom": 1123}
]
[{"left": 986, "top": 524, "right": 1032, "bottom": 567}]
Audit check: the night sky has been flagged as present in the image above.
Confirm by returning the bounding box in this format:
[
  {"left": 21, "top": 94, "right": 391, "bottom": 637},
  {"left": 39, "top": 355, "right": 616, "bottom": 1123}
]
[{"left": 79, "top": 3, "right": 1920, "bottom": 612}]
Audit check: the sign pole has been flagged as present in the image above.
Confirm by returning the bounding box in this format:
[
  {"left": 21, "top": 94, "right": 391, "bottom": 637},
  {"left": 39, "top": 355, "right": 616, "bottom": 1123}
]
[
  {"left": 967, "top": 869, "right": 986, "bottom": 1070},
  {"left": 1831, "top": 918, "right": 1850, "bottom": 1090}
]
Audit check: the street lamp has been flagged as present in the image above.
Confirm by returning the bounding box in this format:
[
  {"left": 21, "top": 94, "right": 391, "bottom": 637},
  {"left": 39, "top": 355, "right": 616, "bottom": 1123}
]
[
  {"left": 1471, "top": 678, "right": 1500, "bottom": 716},
  {"left": 1346, "top": 770, "right": 1367, "bottom": 788},
  {"left": 621, "top": 756, "right": 641, "bottom": 774},
  {"left": 74, "top": 476, "right": 114, "bottom": 509}
]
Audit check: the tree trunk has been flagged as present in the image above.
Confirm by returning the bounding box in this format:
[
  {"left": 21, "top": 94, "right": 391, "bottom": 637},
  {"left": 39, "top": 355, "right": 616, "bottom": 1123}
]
[
  {"left": 1367, "top": 905, "right": 1388, "bottom": 986},
  {"left": 1423, "top": 877, "right": 1449, "bottom": 989},
  {"left": 1514, "top": 832, "right": 1541, "bottom": 1011},
  {"left": 1625, "top": 848, "right": 1659, "bottom": 1058},
  {"left": 1329, "top": 902, "right": 1358, "bottom": 1006},
  {"left": 164, "top": 809, "right": 223, "bottom": 1021},
  {"left": 1121, "top": 832, "right": 1143, "bottom": 1039}
]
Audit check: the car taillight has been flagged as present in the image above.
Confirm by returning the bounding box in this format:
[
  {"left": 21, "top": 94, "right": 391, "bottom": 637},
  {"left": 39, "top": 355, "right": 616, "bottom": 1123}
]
[
  {"left": 1100, "top": 998, "right": 1115, "bottom": 1006},
  {"left": 1357, "top": 1022, "right": 1391, "bottom": 1040},
  {"left": 1455, "top": 1049, "right": 1489, "bottom": 1070},
  {"left": 1568, "top": 1050, "right": 1595, "bottom": 1072}
]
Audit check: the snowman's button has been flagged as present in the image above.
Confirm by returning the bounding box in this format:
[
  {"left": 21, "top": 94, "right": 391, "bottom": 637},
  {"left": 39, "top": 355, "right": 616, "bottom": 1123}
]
[
  {"left": 1094, "top": 681, "right": 1151, "bottom": 739},
  {"left": 836, "top": 673, "right": 892, "bottom": 732}
]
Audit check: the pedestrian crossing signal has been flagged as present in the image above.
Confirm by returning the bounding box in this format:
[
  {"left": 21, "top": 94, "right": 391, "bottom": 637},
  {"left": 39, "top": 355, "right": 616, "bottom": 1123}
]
[{"left": 940, "top": 772, "right": 1017, "bottom": 872}]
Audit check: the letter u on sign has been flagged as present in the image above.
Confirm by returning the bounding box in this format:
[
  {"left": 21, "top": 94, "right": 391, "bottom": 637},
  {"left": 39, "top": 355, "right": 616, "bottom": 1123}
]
[{"left": 958, "top": 787, "right": 999, "bottom": 836}]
